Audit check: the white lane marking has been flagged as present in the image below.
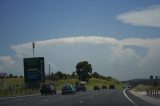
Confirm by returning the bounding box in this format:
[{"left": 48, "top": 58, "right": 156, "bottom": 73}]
[
  {"left": 96, "top": 93, "right": 99, "bottom": 96},
  {"left": 80, "top": 100, "right": 85, "bottom": 103},
  {"left": 0, "top": 94, "right": 40, "bottom": 100},
  {"left": 123, "top": 89, "right": 137, "bottom": 106},
  {"left": 42, "top": 99, "right": 48, "bottom": 102},
  {"left": 81, "top": 97, "right": 87, "bottom": 100},
  {"left": 89, "top": 96, "right": 94, "bottom": 99}
]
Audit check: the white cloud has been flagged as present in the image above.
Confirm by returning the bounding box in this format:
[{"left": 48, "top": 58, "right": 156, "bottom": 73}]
[
  {"left": 0, "top": 56, "right": 15, "bottom": 73},
  {"left": 117, "top": 5, "right": 160, "bottom": 27},
  {"left": 121, "top": 38, "right": 160, "bottom": 47},
  {"left": 0, "top": 56, "right": 15, "bottom": 65},
  {"left": 10, "top": 36, "right": 121, "bottom": 57},
  {"left": 18, "top": 36, "right": 160, "bottom": 56},
  {"left": 9, "top": 36, "right": 160, "bottom": 80}
]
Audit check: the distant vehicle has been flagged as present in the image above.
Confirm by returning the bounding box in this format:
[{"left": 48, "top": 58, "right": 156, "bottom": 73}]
[
  {"left": 62, "top": 84, "right": 76, "bottom": 95},
  {"left": 75, "top": 86, "right": 87, "bottom": 92},
  {"left": 102, "top": 85, "right": 107, "bottom": 89},
  {"left": 122, "top": 86, "right": 126, "bottom": 89},
  {"left": 109, "top": 84, "right": 115, "bottom": 89},
  {"left": 75, "top": 81, "right": 87, "bottom": 92},
  {"left": 93, "top": 85, "right": 100, "bottom": 90},
  {"left": 127, "top": 85, "right": 132, "bottom": 89},
  {"left": 122, "top": 84, "right": 127, "bottom": 89},
  {"left": 40, "top": 84, "right": 57, "bottom": 95}
]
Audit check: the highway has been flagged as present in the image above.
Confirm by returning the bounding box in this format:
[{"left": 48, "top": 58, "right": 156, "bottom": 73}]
[{"left": 0, "top": 89, "right": 154, "bottom": 106}]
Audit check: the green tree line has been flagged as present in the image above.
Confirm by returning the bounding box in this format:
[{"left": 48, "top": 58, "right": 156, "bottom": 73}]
[{"left": 2, "top": 61, "right": 113, "bottom": 82}]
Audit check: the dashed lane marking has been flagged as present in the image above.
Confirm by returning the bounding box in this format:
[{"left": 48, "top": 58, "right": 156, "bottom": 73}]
[
  {"left": 89, "top": 96, "right": 94, "bottom": 99},
  {"left": 80, "top": 100, "right": 85, "bottom": 103}
]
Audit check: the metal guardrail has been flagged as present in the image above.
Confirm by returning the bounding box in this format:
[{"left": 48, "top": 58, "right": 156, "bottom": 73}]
[{"left": 146, "top": 90, "right": 160, "bottom": 96}]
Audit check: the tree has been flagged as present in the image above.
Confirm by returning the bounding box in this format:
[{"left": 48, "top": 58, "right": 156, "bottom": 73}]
[
  {"left": 50, "top": 72, "right": 58, "bottom": 81},
  {"left": 50, "top": 71, "right": 67, "bottom": 80},
  {"left": 14, "top": 75, "right": 18, "bottom": 78},
  {"left": 55, "top": 71, "right": 63, "bottom": 80},
  {"left": 8, "top": 73, "right": 13, "bottom": 78},
  {"left": 76, "top": 61, "right": 92, "bottom": 82},
  {"left": 19, "top": 76, "right": 23, "bottom": 78},
  {"left": 71, "top": 72, "right": 77, "bottom": 78},
  {"left": 91, "top": 72, "right": 100, "bottom": 78}
]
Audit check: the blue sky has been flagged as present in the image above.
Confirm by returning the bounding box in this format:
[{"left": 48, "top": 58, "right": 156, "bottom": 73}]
[{"left": 0, "top": 0, "right": 160, "bottom": 80}]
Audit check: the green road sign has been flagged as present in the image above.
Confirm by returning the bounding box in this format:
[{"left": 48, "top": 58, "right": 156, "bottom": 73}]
[{"left": 24, "top": 57, "right": 45, "bottom": 84}]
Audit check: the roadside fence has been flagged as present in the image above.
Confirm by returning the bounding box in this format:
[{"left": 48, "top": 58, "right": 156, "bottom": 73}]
[
  {"left": 146, "top": 90, "right": 160, "bottom": 96},
  {"left": 0, "top": 88, "right": 39, "bottom": 97}
]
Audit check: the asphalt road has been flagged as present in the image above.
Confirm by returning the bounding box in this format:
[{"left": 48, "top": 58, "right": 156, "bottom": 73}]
[{"left": 0, "top": 89, "right": 155, "bottom": 106}]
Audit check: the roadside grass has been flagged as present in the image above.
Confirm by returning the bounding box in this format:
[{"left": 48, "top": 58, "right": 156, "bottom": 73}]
[
  {"left": 87, "top": 78, "right": 121, "bottom": 90},
  {"left": 45, "top": 78, "right": 79, "bottom": 90},
  {"left": 45, "top": 78, "right": 122, "bottom": 90},
  {"left": 0, "top": 78, "right": 38, "bottom": 96},
  {"left": 0, "top": 78, "right": 24, "bottom": 88},
  {"left": 0, "top": 77, "right": 122, "bottom": 96},
  {"left": 133, "top": 84, "right": 160, "bottom": 91}
]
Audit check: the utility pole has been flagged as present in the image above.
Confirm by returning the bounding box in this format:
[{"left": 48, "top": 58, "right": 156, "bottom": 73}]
[
  {"left": 32, "top": 42, "right": 35, "bottom": 57},
  {"left": 49, "top": 64, "right": 51, "bottom": 84}
]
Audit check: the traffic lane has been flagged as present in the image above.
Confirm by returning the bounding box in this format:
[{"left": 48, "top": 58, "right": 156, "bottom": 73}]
[
  {"left": 0, "top": 90, "right": 109, "bottom": 106},
  {"left": 72, "top": 90, "right": 135, "bottom": 106},
  {"left": 42, "top": 90, "right": 109, "bottom": 106},
  {"left": 40, "top": 90, "right": 109, "bottom": 106},
  {"left": 40, "top": 89, "right": 134, "bottom": 106},
  {"left": 0, "top": 91, "right": 97, "bottom": 106},
  {"left": 62, "top": 89, "right": 154, "bottom": 106},
  {"left": 36, "top": 90, "right": 104, "bottom": 106},
  {"left": 125, "top": 89, "right": 155, "bottom": 106},
  {"left": 0, "top": 89, "right": 154, "bottom": 106},
  {"left": 0, "top": 90, "right": 133, "bottom": 106},
  {"left": 44, "top": 89, "right": 154, "bottom": 106},
  {"left": 0, "top": 93, "right": 62, "bottom": 106}
]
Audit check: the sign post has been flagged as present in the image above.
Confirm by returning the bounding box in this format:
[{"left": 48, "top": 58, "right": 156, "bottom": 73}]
[
  {"left": 49, "top": 64, "right": 50, "bottom": 84},
  {"left": 32, "top": 42, "right": 35, "bottom": 57},
  {"left": 0, "top": 73, "right": 7, "bottom": 89}
]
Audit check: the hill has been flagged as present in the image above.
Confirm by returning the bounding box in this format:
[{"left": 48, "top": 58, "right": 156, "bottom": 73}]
[{"left": 0, "top": 77, "right": 122, "bottom": 90}]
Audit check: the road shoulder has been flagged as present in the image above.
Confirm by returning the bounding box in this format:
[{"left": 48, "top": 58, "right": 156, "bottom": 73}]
[{"left": 130, "top": 90, "right": 160, "bottom": 106}]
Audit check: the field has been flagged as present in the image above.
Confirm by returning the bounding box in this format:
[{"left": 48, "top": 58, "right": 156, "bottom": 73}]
[{"left": 0, "top": 77, "right": 121, "bottom": 90}]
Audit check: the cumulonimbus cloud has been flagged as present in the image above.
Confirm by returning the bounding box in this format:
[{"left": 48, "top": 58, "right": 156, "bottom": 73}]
[
  {"left": 10, "top": 36, "right": 160, "bottom": 66},
  {"left": 10, "top": 36, "right": 160, "bottom": 54},
  {"left": 35, "top": 36, "right": 120, "bottom": 46},
  {"left": 10, "top": 36, "right": 121, "bottom": 57},
  {"left": 121, "top": 38, "right": 160, "bottom": 47},
  {"left": 9, "top": 36, "right": 160, "bottom": 80},
  {"left": 117, "top": 5, "right": 160, "bottom": 27}
]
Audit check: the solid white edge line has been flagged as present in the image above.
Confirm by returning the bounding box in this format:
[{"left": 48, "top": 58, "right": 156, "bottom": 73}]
[
  {"left": 0, "top": 94, "right": 40, "bottom": 100},
  {"left": 123, "top": 89, "right": 137, "bottom": 106}
]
